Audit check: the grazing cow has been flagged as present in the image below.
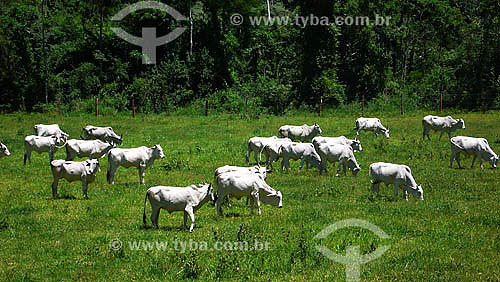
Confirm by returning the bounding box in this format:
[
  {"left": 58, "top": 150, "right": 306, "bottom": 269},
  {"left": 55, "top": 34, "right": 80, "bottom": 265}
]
[
  {"left": 449, "top": 136, "right": 498, "bottom": 169},
  {"left": 24, "top": 135, "right": 66, "bottom": 165},
  {"left": 50, "top": 159, "right": 100, "bottom": 199},
  {"left": 422, "top": 115, "right": 465, "bottom": 140},
  {"left": 312, "top": 136, "right": 362, "bottom": 153},
  {"left": 279, "top": 123, "right": 322, "bottom": 142},
  {"left": 262, "top": 138, "right": 293, "bottom": 169},
  {"left": 354, "top": 118, "right": 390, "bottom": 138},
  {"left": 82, "top": 125, "right": 123, "bottom": 145},
  {"left": 214, "top": 165, "right": 269, "bottom": 180},
  {"left": 369, "top": 162, "right": 424, "bottom": 201},
  {"left": 215, "top": 172, "right": 282, "bottom": 216},
  {"left": 65, "top": 139, "right": 115, "bottom": 161},
  {"left": 34, "top": 124, "right": 69, "bottom": 140},
  {"left": 107, "top": 145, "right": 165, "bottom": 185},
  {"left": 246, "top": 136, "right": 281, "bottom": 164},
  {"left": 0, "top": 142, "right": 10, "bottom": 158},
  {"left": 280, "top": 142, "right": 322, "bottom": 172},
  {"left": 143, "top": 183, "right": 214, "bottom": 232},
  {"left": 317, "top": 143, "right": 361, "bottom": 176}
]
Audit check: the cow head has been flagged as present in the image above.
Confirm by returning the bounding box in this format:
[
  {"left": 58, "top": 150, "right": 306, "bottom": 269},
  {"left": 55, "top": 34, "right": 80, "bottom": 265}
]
[
  {"left": 313, "top": 123, "right": 322, "bottom": 135},
  {"left": 382, "top": 128, "right": 390, "bottom": 139},
  {"left": 453, "top": 118, "right": 465, "bottom": 130},
  {"left": 84, "top": 159, "right": 101, "bottom": 175},
  {"left": 489, "top": 154, "right": 498, "bottom": 168},
  {"left": 351, "top": 137, "right": 363, "bottom": 152},
  {"left": 347, "top": 159, "right": 361, "bottom": 176},
  {"left": 261, "top": 189, "right": 283, "bottom": 208},
  {"left": 153, "top": 144, "right": 165, "bottom": 159},
  {"left": 409, "top": 185, "right": 424, "bottom": 201},
  {"left": 0, "top": 142, "right": 10, "bottom": 157}
]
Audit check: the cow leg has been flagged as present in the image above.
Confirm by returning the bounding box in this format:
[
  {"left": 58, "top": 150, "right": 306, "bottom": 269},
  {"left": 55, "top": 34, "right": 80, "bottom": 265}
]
[
  {"left": 107, "top": 165, "right": 117, "bottom": 184},
  {"left": 184, "top": 211, "right": 188, "bottom": 230},
  {"left": 455, "top": 153, "right": 463, "bottom": 169},
  {"left": 24, "top": 151, "right": 31, "bottom": 165},
  {"left": 343, "top": 162, "right": 347, "bottom": 176},
  {"left": 447, "top": 132, "right": 451, "bottom": 140},
  {"left": 52, "top": 178, "right": 59, "bottom": 198},
  {"left": 449, "top": 149, "right": 455, "bottom": 168},
  {"left": 216, "top": 193, "right": 225, "bottom": 216},
  {"left": 471, "top": 155, "right": 477, "bottom": 168},
  {"left": 371, "top": 182, "right": 380, "bottom": 198},
  {"left": 184, "top": 206, "right": 195, "bottom": 232},
  {"left": 477, "top": 152, "right": 484, "bottom": 169},
  {"left": 439, "top": 132, "right": 444, "bottom": 140},
  {"left": 151, "top": 207, "right": 160, "bottom": 229},
  {"left": 393, "top": 183, "right": 400, "bottom": 201},
  {"left": 299, "top": 157, "right": 305, "bottom": 171},
  {"left": 138, "top": 165, "right": 146, "bottom": 185},
  {"left": 254, "top": 151, "right": 259, "bottom": 165},
  {"left": 281, "top": 159, "right": 285, "bottom": 172},
  {"left": 81, "top": 181, "right": 89, "bottom": 199},
  {"left": 336, "top": 159, "right": 344, "bottom": 177},
  {"left": 48, "top": 151, "right": 54, "bottom": 163},
  {"left": 404, "top": 189, "right": 409, "bottom": 201}
]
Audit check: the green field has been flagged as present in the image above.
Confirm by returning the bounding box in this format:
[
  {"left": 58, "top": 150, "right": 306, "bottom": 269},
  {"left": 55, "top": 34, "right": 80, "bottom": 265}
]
[{"left": 0, "top": 111, "right": 499, "bottom": 281}]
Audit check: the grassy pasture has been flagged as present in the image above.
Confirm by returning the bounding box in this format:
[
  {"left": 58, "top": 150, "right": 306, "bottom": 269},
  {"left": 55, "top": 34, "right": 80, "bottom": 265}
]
[{"left": 0, "top": 111, "right": 499, "bottom": 281}]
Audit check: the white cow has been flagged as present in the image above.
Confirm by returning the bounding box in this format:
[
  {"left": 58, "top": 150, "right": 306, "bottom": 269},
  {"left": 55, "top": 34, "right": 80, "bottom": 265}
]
[
  {"left": 107, "top": 145, "right": 165, "bottom": 185},
  {"left": 215, "top": 165, "right": 269, "bottom": 180},
  {"left": 279, "top": 123, "right": 322, "bottom": 142},
  {"left": 262, "top": 138, "right": 293, "bottom": 169},
  {"left": 450, "top": 136, "right": 498, "bottom": 169},
  {"left": 34, "top": 124, "right": 69, "bottom": 139},
  {"left": 280, "top": 142, "right": 322, "bottom": 172},
  {"left": 312, "top": 136, "right": 362, "bottom": 153},
  {"left": 24, "top": 135, "right": 66, "bottom": 164},
  {"left": 422, "top": 115, "right": 465, "bottom": 140},
  {"left": 143, "top": 183, "right": 214, "bottom": 232},
  {"left": 65, "top": 139, "right": 115, "bottom": 161},
  {"left": 0, "top": 142, "right": 10, "bottom": 158},
  {"left": 246, "top": 136, "right": 281, "bottom": 164},
  {"left": 50, "top": 159, "right": 100, "bottom": 199},
  {"left": 369, "top": 162, "right": 424, "bottom": 201},
  {"left": 215, "top": 172, "right": 282, "bottom": 216},
  {"left": 354, "top": 118, "right": 389, "bottom": 138},
  {"left": 82, "top": 125, "right": 123, "bottom": 145},
  {"left": 317, "top": 143, "right": 361, "bottom": 176}
]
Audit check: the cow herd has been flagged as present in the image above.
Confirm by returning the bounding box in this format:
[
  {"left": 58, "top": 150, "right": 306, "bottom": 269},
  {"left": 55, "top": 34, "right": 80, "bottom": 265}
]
[{"left": 0, "top": 114, "right": 498, "bottom": 233}]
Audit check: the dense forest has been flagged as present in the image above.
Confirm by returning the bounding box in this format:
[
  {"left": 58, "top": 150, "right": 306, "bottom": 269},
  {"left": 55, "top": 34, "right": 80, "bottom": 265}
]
[{"left": 0, "top": 0, "right": 499, "bottom": 114}]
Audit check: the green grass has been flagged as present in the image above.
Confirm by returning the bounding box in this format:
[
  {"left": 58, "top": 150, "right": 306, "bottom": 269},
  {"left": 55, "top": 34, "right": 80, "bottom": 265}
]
[{"left": 0, "top": 111, "right": 499, "bottom": 281}]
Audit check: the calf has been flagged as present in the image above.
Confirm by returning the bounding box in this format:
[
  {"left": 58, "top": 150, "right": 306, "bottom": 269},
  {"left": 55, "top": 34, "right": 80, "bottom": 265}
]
[
  {"left": 143, "top": 183, "right": 214, "bottom": 232},
  {"left": 450, "top": 136, "right": 498, "bottom": 169},
  {"left": 24, "top": 135, "right": 66, "bottom": 165},
  {"left": 422, "top": 115, "right": 465, "bottom": 140},
  {"left": 317, "top": 143, "right": 361, "bottom": 176},
  {"left": 215, "top": 172, "right": 282, "bottom": 216},
  {"left": 34, "top": 124, "right": 69, "bottom": 140},
  {"left": 369, "top": 162, "right": 424, "bottom": 201},
  {"left": 354, "top": 118, "right": 389, "bottom": 138},
  {"left": 312, "top": 136, "right": 362, "bottom": 153},
  {"left": 65, "top": 139, "right": 115, "bottom": 161},
  {"left": 246, "top": 136, "right": 280, "bottom": 164},
  {"left": 107, "top": 145, "right": 165, "bottom": 185},
  {"left": 82, "top": 125, "right": 123, "bottom": 145},
  {"left": 50, "top": 159, "right": 100, "bottom": 199},
  {"left": 279, "top": 123, "right": 322, "bottom": 142},
  {"left": 0, "top": 142, "right": 10, "bottom": 158},
  {"left": 280, "top": 142, "right": 322, "bottom": 172}
]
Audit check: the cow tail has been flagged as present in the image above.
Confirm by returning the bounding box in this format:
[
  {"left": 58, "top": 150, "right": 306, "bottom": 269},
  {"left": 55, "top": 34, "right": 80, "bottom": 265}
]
[
  {"left": 354, "top": 120, "right": 359, "bottom": 131},
  {"left": 143, "top": 191, "right": 148, "bottom": 226}
]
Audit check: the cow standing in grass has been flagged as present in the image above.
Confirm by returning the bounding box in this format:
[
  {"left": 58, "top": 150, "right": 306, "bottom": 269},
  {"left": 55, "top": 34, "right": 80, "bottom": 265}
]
[
  {"left": 312, "top": 136, "right": 362, "bottom": 153},
  {"left": 422, "top": 115, "right": 465, "bottom": 140},
  {"left": 82, "top": 126, "right": 123, "bottom": 145},
  {"left": 279, "top": 124, "right": 322, "bottom": 142},
  {"left": 107, "top": 145, "right": 165, "bottom": 185},
  {"left": 246, "top": 136, "right": 281, "bottom": 165},
  {"left": 354, "top": 118, "right": 390, "bottom": 138},
  {"left": 449, "top": 136, "right": 498, "bottom": 169},
  {"left": 50, "top": 159, "right": 100, "bottom": 199},
  {"left": 279, "top": 142, "right": 322, "bottom": 172},
  {"left": 34, "top": 124, "right": 69, "bottom": 140},
  {"left": 369, "top": 162, "right": 424, "bottom": 201},
  {"left": 317, "top": 143, "right": 361, "bottom": 176},
  {"left": 143, "top": 183, "right": 214, "bottom": 232},
  {"left": 65, "top": 139, "right": 115, "bottom": 161},
  {"left": 262, "top": 138, "right": 293, "bottom": 170},
  {"left": 215, "top": 172, "right": 282, "bottom": 216},
  {"left": 0, "top": 142, "right": 10, "bottom": 158},
  {"left": 24, "top": 135, "right": 66, "bottom": 164}
]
